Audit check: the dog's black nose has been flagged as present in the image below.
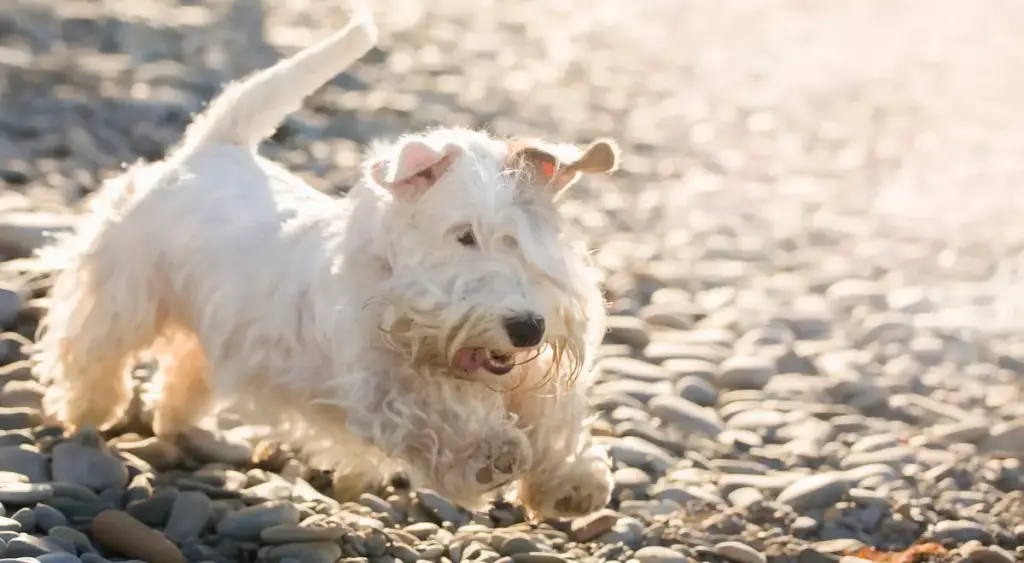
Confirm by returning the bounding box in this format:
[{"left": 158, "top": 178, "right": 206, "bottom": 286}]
[{"left": 503, "top": 314, "right": 546, "bottom": 348}]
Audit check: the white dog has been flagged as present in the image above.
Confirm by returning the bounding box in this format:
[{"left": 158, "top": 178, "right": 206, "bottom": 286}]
[{"left": 31, "top": 12, "right": 620, "bottom": 518}]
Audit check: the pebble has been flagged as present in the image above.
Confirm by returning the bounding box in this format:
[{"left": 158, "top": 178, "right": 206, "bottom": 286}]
[
  {"left": 260, "top": 524, "right": 347, "bottom": 543},
  {"left": 32, "top": 504, "right": 67, "bottom": 532},
  {"left": 932, "top": 520, "right": 990, "bottom": 543},
  {"left": 216, "top": 500, "right": 300, "bottom": 541},
  {"left": 0, "top": 446, "right": 49, "bottom": 483},
  {"left": 569, "top": 509, "right": 619, "bottom": 542},
  {"left": 775, "top": 472, "right": 851, "bottom": 510},
  {"left": 714, "top": 541, "right": 767, "bottom": 563},
  {"left": 717, "top": 356, "right": 775, "bottom": 390},
  {"left": 163, "top": 491, "right": 212, "bottom": 544},
  {"left": 90, "top": 509, "right": 185, "bottom": 563},
  {"left": 648, "top": 395, "right": 725, "bottom": 437},
  {"left": 4, "top": 534, "right": 64, "bottom": 557},
  {"left": 0, "top": 483, "right": 53, "bottom": 504},
  {"left": 674, "top": 376, "right": 719, "bottom": 406},
  {"left": 633, "top": 546, "right": 689, "bottom": 563},
  {"left": 0, "top": 408, "right": 40, "bottom": 430},
  {"left": 51, "top": 442, "right": 128, "bottom": 491}
]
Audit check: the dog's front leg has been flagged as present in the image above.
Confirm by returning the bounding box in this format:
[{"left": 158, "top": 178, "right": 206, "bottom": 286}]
[
  {"left": 506, "top": 370, "right": 613, "bottom": 519},
  {"left": 341, "top": 374, "right": 534, "bottom": 508}
]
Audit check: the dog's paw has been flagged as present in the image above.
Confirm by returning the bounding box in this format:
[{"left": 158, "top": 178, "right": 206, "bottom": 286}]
[
  {"left": 518, "top": 446, "right": 613, "bottom": 519},
  {"left": 469, "top": 428, "right": 533, "bottom": 492}
]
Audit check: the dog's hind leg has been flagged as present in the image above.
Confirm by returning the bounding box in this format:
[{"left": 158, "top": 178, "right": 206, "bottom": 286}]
[
  {"left": 35, "top": 256, "right": 163, "bottom": 434},
  {"left": 34, "top": 202, "right": 165, "bottom": 434},
  {"left": 149, "top": 326, "right": 212, "bottom": 437}
]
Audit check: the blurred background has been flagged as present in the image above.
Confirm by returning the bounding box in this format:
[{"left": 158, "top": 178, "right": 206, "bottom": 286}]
[{"left": 1, "top": 0, "right": 1024, "bottom": 562}]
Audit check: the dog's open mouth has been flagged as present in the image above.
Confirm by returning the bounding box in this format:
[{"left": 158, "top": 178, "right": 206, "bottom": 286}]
[{"left": 455, "top": 347, "right": 516, "bottom": 375}]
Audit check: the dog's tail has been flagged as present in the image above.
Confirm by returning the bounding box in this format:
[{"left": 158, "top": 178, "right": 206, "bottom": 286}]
[{"left": 179, "top": 10, "right": 378, "bottom": 151}]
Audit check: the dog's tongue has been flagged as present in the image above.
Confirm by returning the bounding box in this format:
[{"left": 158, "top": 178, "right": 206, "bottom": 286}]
[{"left": 455, "top": 347, "right": 488, "bottom": 372}]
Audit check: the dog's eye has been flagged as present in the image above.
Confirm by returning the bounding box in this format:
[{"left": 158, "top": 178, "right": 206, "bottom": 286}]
[{"left": 456, "top": 230, "right": 478, "bottom": 247}]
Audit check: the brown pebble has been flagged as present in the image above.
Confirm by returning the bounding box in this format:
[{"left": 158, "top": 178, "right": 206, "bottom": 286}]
[
  {"left": 568, "top": 508, "right": 619, "bottom": 542},
  {"left": 90, "top": 509, "right": 186, "bottom": 563}
]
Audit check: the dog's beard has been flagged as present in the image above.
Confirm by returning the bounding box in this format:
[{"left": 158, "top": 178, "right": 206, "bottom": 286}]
[{"left": 377, "top": 300, "right": 586, "bottom": 390}]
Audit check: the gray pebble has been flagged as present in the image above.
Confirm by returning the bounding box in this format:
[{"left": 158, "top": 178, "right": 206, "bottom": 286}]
[
  {"left": 47, "top": 526, "right": 96, "bottom": 554},
  {"left": 594, "top": 516, "right": 644, "bottom": 548},
  {"left": 265, "top": 542, "right": 342, "bottom": 563},
  {"left": 33, "top": 504, "right": 68, "bottom": 533},
  {"left": 416, "top": 489, "right": 464, "bottom": 525},
  {"left": 932, "top": 520, "right": 990, "bottom": 543},
  {"left": 260, "top": 524, "right": 346, "bottom": 544},
  {"left": 164, "top": 491, "right": 212, "bottom": 544},
  {"left": 717, "top": 356, "right": 775, "bottom": 390},
  {"left": 633, "top": 546, "right": 689, "bottom": 563},
  {"left": 0, "top": 516, "right": 19, "bottom": 532},
  {"left": 0, "top": 447, "right": 49, "bottom": 483},
  {"left": 713, "top": 541, "right": 767, "bottom": 563},
  {"left": 0, "top": 482, "right": 53, "bottom": 504},
  {"left": 649, "top": 395, "right": 725, "bottom": 437},
  {"left": 4, "top": 533, "right": 65, "bottom": 557},
  {"left": 675, "top": 376, "right": 718, "bottom": 406},
  {"left": 36, "top": 553, "right": 83, "bottom": 563},
  {"left": 10, "top": 508, "right": 33, "bottom": 533},
  {"left": 0, "top": 409, "right": 41, "bottom": 431},
  {"left": 217, "top": 500, "right": 300, "bottom": 541},
  {"left": 51, "top": 442, "right": 128, "bottom": 491},
  {"left": 776, "top": 472, "right": 851, "bottom": 510}
]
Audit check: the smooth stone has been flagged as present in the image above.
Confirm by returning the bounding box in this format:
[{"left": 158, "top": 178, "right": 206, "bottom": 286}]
[
  {"left": 216, "top": 501, "right": 300, "bottom": 541},
  {"left": 600, "top": 437, "right": 676, "bottom": 472},
  {"left": 932, "top": 520, "right": 990, "bottom": 543},
  {"left": 5, "top": 533, "right": 65, "bottom": 557},
  {"left": 417, "top": 489, "right": 464, "bottom": 525},
  {"left": 265, "top": 542, "right": 342, "bottom": 563},
  {"left": 568, "top": 509, "right": 618, "bottom": 542},
  {"left": 0, "top": 447, "right": 49, "bottom": 483},
  {"left": 648, "top": 395, "right": 725, "bottom": 437},
  {"left": 47, "top": 526, "right": 96, "bottom": 554},
  {"left": 36, "top": 554, "right": 82, "bottom": 563},
  {"left": 181, "top": 428, "right": 253, "bottom": 465},
  {"left": 0, "top": 483, "right": 53, "bottom": 504},
  {"left": 652, "top": 486, "right": 726, "bottom": 506},
  {"left": 775, "top": 473, "right": 851, "bottom": 510},
  {"left": 32, "top": 504, "right": 68, "bottom": 532},
  {"left": 633, "top": 546, "right": 689, "bottom": 563},
  {"left": 594, "top": 516, "right": 644, "bottom": 548},
  {"left": 0, "top": 408, "right": 41, "bottom": 430},
  {"left": 10, "top": 508, "right": 34, "bottom": 533},
  {"left": 717, "top": 356, "right": 775, "bottom": 390},
  {"left": 675, "top": 376, "right": 718, "bottom": 406},
  {"left": 593, "top": 379, "right": 672, "bottom": 403},
  {"left": 598, "top": 357, "right": 672, "bottom": 382},
  {"left": 662, "top": 358, "right": 718, "bottom": 382},
  {"left": 0, "top": 516, "right": 20, "bottom": 532},
  {"left": 112, "top": 438, "right": 183, "bottom": 471},
  {"left": 714, "top": 541, "right": 767, "bottom": 563},
  {"left": 260, "top": 524, "right": 346, "bottom": 544},
  {"left": 979, "top": 419, "right": 1024, "bottom": 454},
  {"left": 403, "top": 522, "right": 440, "bottom": 540},
  {"left": 51, "top": 442, "right": 128, "bottom": 491},
  {"left": 603, "top": 315, "right": 650, "bottom": 349},
  {"left": 727, "top": 487, "right": 765, "bottom": 508},
  {"left": 839, "top": 447, "right": 915, "bottom": 470},
  {"left": 164, "top": 491, "right": 212, "bottom": 544}
]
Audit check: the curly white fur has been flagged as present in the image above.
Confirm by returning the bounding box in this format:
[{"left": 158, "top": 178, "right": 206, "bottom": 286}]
[{"left": 31, "top": 11, "right": 617, "bottom": 517}]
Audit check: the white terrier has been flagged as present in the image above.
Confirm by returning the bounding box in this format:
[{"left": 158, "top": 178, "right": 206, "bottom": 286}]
[{"left": 32, "top": 12, "right": 620, "bottom": 518}]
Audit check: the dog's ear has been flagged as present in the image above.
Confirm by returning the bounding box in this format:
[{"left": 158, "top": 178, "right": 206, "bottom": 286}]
[
  {"left": 369, "top": 139, "right": 462, "bottom": 198},
  {"left": 511, "top": 138, "right": 620, "bottom": 201}
]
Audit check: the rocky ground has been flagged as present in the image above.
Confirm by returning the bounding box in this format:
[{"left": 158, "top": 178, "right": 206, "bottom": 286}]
[{"left": 2, "top": 0, "right": 1024, "bottom": 562}]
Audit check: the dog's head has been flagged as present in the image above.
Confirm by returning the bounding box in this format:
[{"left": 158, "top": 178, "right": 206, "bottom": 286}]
[{"left": 362, "top": 128, "right": 619, "bottom": 386}]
